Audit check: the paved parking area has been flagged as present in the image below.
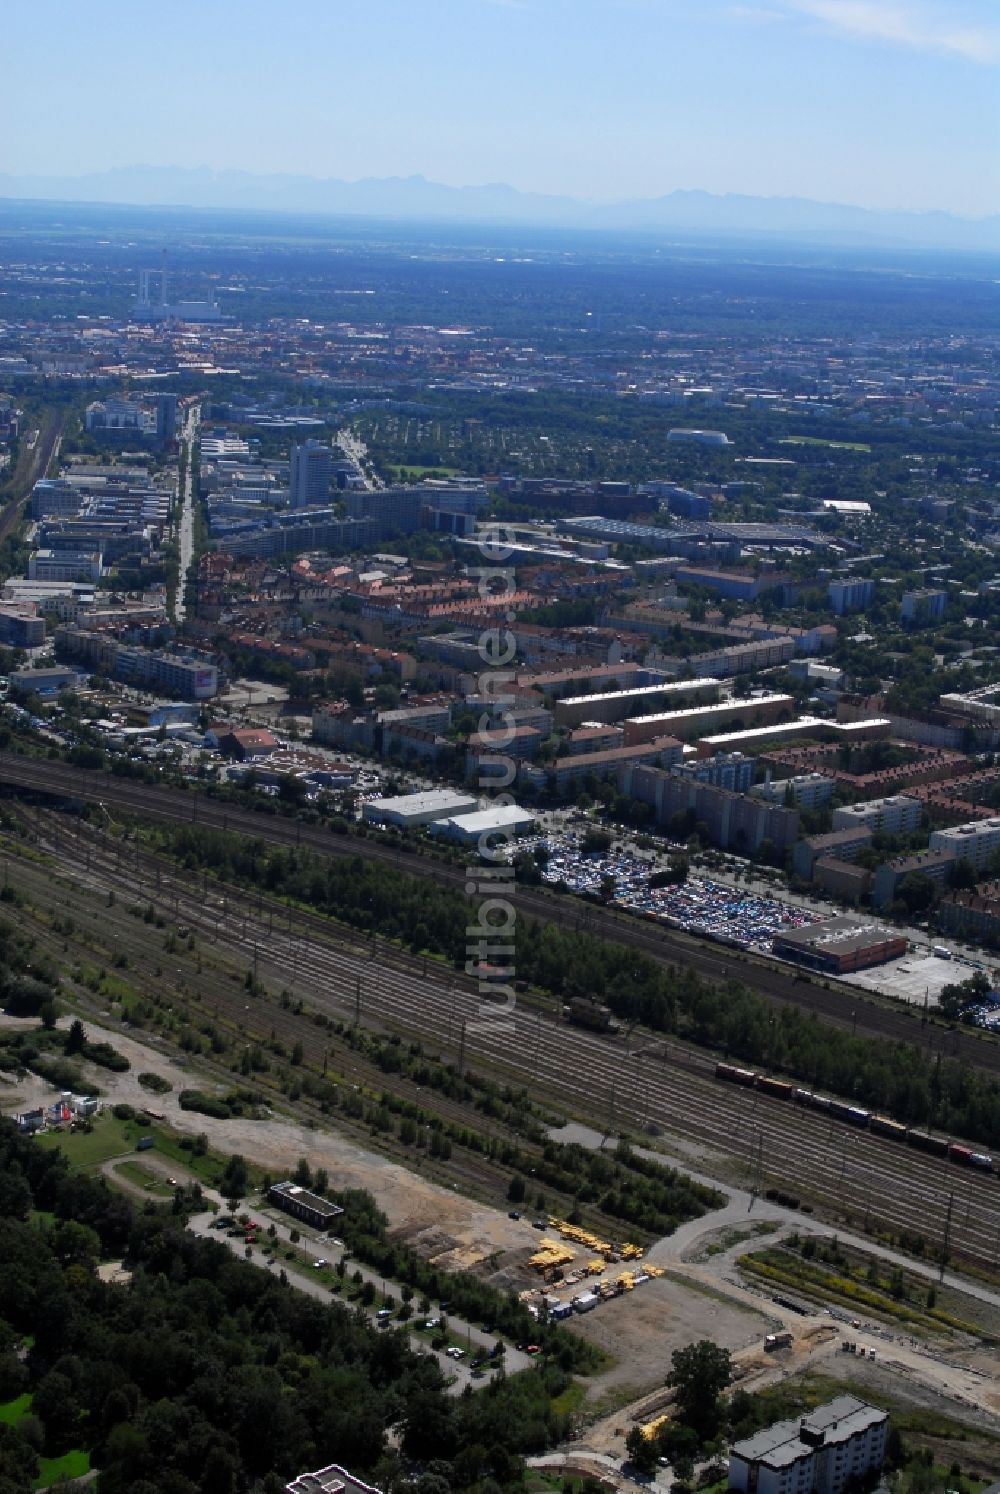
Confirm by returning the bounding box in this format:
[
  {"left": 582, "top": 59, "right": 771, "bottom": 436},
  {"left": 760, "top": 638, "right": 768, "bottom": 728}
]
[
  {"left": 844, "top": 951, "right": 979, "bottom": 1006},
  {"left": 539, "top": 838, "right": 819, "bottom": 949}
]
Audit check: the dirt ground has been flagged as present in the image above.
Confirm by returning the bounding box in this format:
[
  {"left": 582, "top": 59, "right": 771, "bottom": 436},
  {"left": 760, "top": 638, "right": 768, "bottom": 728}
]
[
  {"left": 817, "top": 1353, "right": 1000, "bottom": 1474},
  {"left": 565, "top": 1275, "right": 770, "bottom": 1409},
  {"left": 0, "top": 1015, "right": 538, "bottom": 1267}
]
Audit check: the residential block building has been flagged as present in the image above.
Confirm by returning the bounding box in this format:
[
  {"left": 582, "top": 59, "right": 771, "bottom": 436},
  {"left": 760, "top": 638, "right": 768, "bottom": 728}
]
[
  {"left": 729, "top": 1396, "right": 888, "bottom": 1494},
  {"left": 832, "top": 795, "right": 922, "bottom": 837}
]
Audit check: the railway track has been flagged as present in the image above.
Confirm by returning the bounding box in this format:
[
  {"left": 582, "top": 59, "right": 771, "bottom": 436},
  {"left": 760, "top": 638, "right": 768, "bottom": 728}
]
[
  {"left": 21, "top": 808, "right": 1000, "bottom": 1275},
  {"left": 0, "top": 754, "right": 990, "bottom": 1075},
  {"left": 10, "top": 819, "right": 529, "bottom": 1205}
]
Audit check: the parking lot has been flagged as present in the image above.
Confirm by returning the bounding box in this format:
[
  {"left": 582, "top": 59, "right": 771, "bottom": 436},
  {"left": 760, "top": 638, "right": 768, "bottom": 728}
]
[{"left": 539, "top": 838, "right": 820, "bottom": 950}]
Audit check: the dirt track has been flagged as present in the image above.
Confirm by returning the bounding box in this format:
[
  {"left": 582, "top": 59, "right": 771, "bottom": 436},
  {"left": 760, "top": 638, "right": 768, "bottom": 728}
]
[{"left": 0, "top": 1014, "right": 541, "bottom": 1268}]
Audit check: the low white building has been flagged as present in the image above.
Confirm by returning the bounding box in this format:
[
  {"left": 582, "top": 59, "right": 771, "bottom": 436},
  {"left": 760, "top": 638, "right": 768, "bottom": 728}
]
[
  {"left": 363, "top": 788, "right": 478, "bottom": 829},
  {"left": 285, "top": 1465, "right": 383, "bottom": 1494},
  {"left": 729, "top": 1397, "right": 888, "bottom": 1494},
  {"left": 428, "top": 803, "right": 536, "bottom": 846}
]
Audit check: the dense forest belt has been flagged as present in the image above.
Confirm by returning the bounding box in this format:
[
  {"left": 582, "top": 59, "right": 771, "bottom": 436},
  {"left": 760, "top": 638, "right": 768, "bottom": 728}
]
[{"left": 0, "top": 751, "right": 991, "bottom": 1075}]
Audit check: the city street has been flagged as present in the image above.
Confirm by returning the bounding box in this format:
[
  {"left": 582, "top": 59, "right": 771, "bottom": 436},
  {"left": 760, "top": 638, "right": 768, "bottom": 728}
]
[{"left": 173, "top": 402, "right": 200, "bottom": 623}]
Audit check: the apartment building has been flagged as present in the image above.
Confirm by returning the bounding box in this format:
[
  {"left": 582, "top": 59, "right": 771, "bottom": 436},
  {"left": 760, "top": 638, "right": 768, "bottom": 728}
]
[
  {"left": 689, "top": 636, "right": 796, "bottom": 678},
  {"left": 873, "top": 849, "right": 956, "bottom": 909},
  {"left": 536, "top": 736, "right": 683, "bottom": 798},
  {"left": 346, "top": 486, "right": 425, "bottom": 537},
  {"left": 729, "top": 1397, "right": 888, "bottom": 1494},
  {"left": 900, "top": 588, "right": 947, "bottom": 624},
  {"left": 793, "top": 826, "right": 873, "bottom": 882},
  {"left": 673, "top": 751, "right": 755, "bottom": 794},
  {"left": 289, "top": 440, "right": 334, "bottom": 508},
  {"left": 621, "top": 764, "right": 799, "bottom": 855},
  {"left": 929, "top": 818, "right": 1000, "bottom": 873},
  {"left": 554, "top": 677, "right": 718, "bottom": 729},
  {"left": 53, "top": 628, "right": 218, "bottom": 699},
  {"left": 623, "top": 692, "right": 793, "bottom": 746},
  {"left": 750, "top": 773, "right": 834, "bottom": 810},
  {"left": 695, "top": 717, "right": 828, "bottom": 759},
  {"left": 827, "top": 578, "right": 874, "bottom": 615},
  {"left": 832, "top": 795, "right": 922, "bottom": 837},
  {"left": 938, "top": 882, "right": 1000, "bottom": 945}
]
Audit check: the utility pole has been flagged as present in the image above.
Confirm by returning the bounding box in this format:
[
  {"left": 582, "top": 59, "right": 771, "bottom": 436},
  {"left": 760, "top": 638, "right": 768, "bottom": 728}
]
[
  {"left": 940, "top": 1190, "right": 954, "bottom": 1283},
  {"left": 354, "top": 973, "right": 361, "bottom": 1027},
  {"left": 458, "top": 1019, "right": 467, "bottom": 1076}
]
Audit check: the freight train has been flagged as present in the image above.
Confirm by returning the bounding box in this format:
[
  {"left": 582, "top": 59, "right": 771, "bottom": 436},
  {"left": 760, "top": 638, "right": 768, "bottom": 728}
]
[
  {"left": 565, "top": 998, "right": 621, "bottom": 1034},
  {"left": 714, "top": 1062, "right": 994, "bottom": 1173}
]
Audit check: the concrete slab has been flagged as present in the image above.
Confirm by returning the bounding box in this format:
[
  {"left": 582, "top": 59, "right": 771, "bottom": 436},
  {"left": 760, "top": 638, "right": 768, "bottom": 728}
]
[{"left": 841, "top": 952, "right": 980, "bottom": 1007}]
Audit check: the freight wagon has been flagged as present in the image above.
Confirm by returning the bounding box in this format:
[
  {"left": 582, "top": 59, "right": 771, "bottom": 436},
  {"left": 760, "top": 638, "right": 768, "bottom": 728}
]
[
  {"left": 566, "top": 998, "right": 620, "bottom": 1034},
  {"left": 714, "top": 1065, "right": 993, "bottom": 1173}
]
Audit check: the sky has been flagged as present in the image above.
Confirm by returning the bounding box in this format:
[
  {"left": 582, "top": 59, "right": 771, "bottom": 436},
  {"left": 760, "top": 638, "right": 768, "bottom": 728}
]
[{"left": 2, "top": 0, "right": 999, "bottom": 216}]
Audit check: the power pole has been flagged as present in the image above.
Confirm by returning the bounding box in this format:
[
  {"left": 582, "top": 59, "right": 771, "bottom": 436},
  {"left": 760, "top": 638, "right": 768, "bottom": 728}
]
[
  {"left": 458, "top": 1019, "right": 467, "bottom": 1076},
  {"left": 354, "top": 973, "right": 362, "bottom": 1027},
  {"left": 940, "top": 1190, "right": 954, "bottom": 1283}
]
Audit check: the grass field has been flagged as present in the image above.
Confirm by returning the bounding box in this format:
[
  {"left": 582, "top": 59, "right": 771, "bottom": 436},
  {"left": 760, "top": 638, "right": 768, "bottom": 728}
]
[
  {"left": 35, "top": 1449, "right": 90, "bottom": 1488},
  {"left": 34, "top": 1111, "right": 260, "bottom": 1194},
  {"left": 0, "top": 1394, "right": 30, "bottom": 1425},
  {"left": 34, "top": 1115, "right": 135, "bottom": 1169},
  {"left": 114, "top": 1159, "right": 173, "bottom": 1195},
  {"left": 779, "top": 436, "right": 872, "bottom": 452},
  {"left": 384, "top": 463, "right": 460, "bottom": 479}
]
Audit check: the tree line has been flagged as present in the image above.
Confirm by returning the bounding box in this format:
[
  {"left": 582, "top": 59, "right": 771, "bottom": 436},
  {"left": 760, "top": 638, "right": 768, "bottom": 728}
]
[
  {"left": 0, "top": 1119, "right": 584, "bottom": 1494},
  {"left": 149, "top": 827, "right": 1000, "bottom": 1149}
]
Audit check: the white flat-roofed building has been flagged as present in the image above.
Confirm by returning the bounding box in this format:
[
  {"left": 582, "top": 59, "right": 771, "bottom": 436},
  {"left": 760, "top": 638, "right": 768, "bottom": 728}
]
[
  {"left": 930, "top": 817, "right": 1000, "bottom": 872},
  {"left": 696, "top": 717, "right": 828, "bottom": 758},
  {"left": 667, "top": 428, "right": 730, "bottom": 446},
  {"left": 363, "top": 788, "right": 479, "bottom": 829},
  {"left": 750, "top": 772, "right": 834, "bottom": 810},
  {"left": 623, "top": 692, "right": 793, "bottom": 745},
  {"left": 28, "top": 549, "right": 101, "bottom": 583},
  {"left": 285, "top": 1464, "right": 383, "bottom": 1494},
  {"left": 833, "top": 795, "right": 922, "bottom": 836},
  {"left": 729, "top": 1397, "right": 888, "bottom": 1494},
  {"left": 554, "top": 677, "right": 719, "bottom": 729},
  {"left": 2, "top": 580, "right": 94, "bottom": 620},
  {"left": 428, "top": 804, "right": 536, "bottom": 845}
]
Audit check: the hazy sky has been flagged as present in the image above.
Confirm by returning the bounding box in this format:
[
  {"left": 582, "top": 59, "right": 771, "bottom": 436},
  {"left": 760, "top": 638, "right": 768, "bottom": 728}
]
[{"left": 4, "top": 0, "right": 999, "bottom": 215}]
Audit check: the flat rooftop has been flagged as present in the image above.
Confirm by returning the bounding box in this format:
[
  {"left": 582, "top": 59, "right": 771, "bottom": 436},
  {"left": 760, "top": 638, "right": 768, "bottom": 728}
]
[{"left": 774, "top": 916, "right": 901, "bottom": 955}]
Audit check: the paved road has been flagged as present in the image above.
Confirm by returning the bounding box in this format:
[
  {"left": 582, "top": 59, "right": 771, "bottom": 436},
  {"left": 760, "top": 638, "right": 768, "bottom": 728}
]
[
  {"left": 93, "top": 1146, "right": 522, "bottom": 1391},
  {"left": 174, "top": 404, "right": 200, "bottom": 623},
  {"left": 553, "top": 1120, "right": 1000, "bottom": 1312},
  {"left": 184, "top": 1209, "right": 516, "bottom": 1393},
  {"left": 336, "top": 427, "right": 382, "bottom": 489},
  {"left": 234, "top": 1195, "right": 532, "bottom": 1373}
]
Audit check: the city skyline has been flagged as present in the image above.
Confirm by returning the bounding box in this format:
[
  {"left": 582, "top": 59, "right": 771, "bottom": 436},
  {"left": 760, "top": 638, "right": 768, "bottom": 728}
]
[{"left": 3, "top": 0, "right": 999, "bottom": 219}]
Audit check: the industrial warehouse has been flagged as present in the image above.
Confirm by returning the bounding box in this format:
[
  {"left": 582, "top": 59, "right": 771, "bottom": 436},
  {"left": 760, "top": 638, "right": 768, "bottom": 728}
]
[{"left": 771, "top": 916, "right": 908, "bottom": 974}]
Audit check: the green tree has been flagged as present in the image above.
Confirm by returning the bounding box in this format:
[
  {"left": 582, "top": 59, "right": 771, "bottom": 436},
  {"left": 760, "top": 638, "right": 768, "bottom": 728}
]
[
  {"left": 507, "top": 1175, "right": 526, "bottom": 1204},
  {"left": 65, "top": 1019, "right": 87, "bottom": 1056},
  {"left": 625, "top": 1425, "right": 656, "bottom": 1475},
  {"left": 666, "top": 1339, "right": 732, "bottom": 1440}
]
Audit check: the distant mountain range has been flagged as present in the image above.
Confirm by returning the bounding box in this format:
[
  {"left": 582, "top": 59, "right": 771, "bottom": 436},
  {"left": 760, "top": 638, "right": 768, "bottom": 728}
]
[{"left": 2, "top": 165, "right": 999, "bottom": 251}]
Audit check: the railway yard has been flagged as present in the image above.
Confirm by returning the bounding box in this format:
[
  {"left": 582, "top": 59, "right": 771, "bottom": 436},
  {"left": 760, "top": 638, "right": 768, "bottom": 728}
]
[
  {"left": 3, "top": 766, "right": 1000, "bottom": 1454},
  {"left": 1, "top": 751, "right": 994, "bottom": 1070},
  {"left": 5, "top": 797, "right": 1000, "bottom": 1276}
]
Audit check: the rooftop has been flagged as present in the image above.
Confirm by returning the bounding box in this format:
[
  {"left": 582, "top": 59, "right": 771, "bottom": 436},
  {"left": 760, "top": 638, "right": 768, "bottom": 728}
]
[{"left": 774, "top": 916, "right": 901, "bottom": 955}]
